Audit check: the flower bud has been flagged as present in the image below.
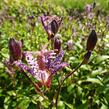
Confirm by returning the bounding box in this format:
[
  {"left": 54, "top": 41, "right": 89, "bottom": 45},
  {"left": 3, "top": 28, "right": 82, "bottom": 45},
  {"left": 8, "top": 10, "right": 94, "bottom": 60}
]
[
  {"left": 51, "top": 20, "right": 58, "bottom": 35},
  {"left": 53, "top": 34, "right": 61, "bottom": 54},
  {"left": 82, "top": 51, "right": 91, "bottom": 64},
  {"left": 9, "top": 38, "right": 23, "bottom": 62},
  {"left": 40, "top": 15, "right": 62, "bottom": 40},
  {"left": 86, "top": 30, "right": 97, "bottom": 51},
  {"left": 67, "top": 40, "right": 73, "bottom": 50},
  {"left": 93, "top": 1, "right": 96, "bottom": 9}
]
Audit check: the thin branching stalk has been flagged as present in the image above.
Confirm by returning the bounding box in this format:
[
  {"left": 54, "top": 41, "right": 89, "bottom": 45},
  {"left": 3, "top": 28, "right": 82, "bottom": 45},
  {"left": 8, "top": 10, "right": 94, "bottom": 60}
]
[
  {"left": 21, "top": 71, "right": 45, "bottom": 98},
  {"left": 55, "top": 62, "right": 83, "bottom": 108},
  {"left": 63, "top": 62, "right": 83, "bottom": 82}
]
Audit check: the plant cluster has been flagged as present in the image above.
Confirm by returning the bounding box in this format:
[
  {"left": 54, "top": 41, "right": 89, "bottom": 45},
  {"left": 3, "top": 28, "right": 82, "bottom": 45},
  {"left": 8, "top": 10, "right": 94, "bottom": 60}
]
[
  {"left": 4, "top": 14, "right": 97, "bottom": 108},
  {"left": 0, "top": 1, "right": 109, "bottom": 109}
]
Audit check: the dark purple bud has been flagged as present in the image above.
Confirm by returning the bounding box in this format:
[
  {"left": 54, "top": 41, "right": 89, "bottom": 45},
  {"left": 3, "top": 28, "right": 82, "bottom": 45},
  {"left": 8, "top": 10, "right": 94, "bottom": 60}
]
[
  {"left": 93, "top": 1, "right": 96, "bottom": 9},
  {"left": 51, "top": 20, "right": 58, "bottom": 35},
  {"left": 9, "top": 38, "right": 23, "bottom": 62},
  {"left": 86, "top": 30, "right": 97, "bottom": 51},
  {"left": 96, "top": 10, "right": 100, "bottom": 17},
  {"left": 67, "top": 40, "right": 73, "bottom": 50},
  {"left": 82, "top": 51, "right": 91, "bottom": 64},
  {"left": 40, "top": 15, "right": 62, "bottom": 40},
  {"left": 53, "top": 34, "right": 61, "bottom": 54}
]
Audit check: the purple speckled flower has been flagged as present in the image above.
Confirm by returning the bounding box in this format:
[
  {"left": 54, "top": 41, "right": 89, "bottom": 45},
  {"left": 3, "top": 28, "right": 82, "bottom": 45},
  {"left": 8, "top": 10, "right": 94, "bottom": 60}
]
[
  {"left": 4, "top": 38, "right": 68, "bottom": 87},
  {"left": 14, "top": 60, "right": 35, "bottom": 75},
  {"left": 46, "top": 50, "right": 68, "bottom": 74},
  {"left": 13, "top": 46, "right": 68, "bottom": 87}
]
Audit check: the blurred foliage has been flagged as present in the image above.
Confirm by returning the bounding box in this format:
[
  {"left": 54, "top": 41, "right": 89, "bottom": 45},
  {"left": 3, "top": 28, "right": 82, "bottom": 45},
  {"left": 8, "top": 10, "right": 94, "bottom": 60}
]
[{"left": 0, "top": 0, "right": 109, "bottom": 109}]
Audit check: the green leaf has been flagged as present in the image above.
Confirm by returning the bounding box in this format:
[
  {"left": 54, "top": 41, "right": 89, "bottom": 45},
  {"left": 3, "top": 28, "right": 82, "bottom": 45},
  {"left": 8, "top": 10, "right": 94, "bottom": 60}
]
[
  {"left": 101, "top": 103, "right": 108, "bottom": 109},
  {"left": 64, "top": 102, "right": 74, "bottom": 109},
  {"left": 0, "top": 48, "right": 9, "bottom": 58},
  {"left": 7, "top": 91, "right": 16, "bottom": 96},
  {"left": 18, "top": 97, "right": 30, "bottom": 109},
  {"left": 0, "top": 62, "right": 4, "bottom": 68},
  {"left": 67, "top": 84, "right": 75, "bottom": 93},
  {"left": 91, "top": 68, "right": 107, "bottom": 77},
  {"left": 58, "top": 101, "right": 65, "bottom": 109},
  {"left": 96, "top": 55, "right": 109, "bottom": 64},
  {"left": 85, "top": 78, "right": 103, "bottom": 86},
  {"left": 4, "top": 96, "right": 11, "bottom": 109}
]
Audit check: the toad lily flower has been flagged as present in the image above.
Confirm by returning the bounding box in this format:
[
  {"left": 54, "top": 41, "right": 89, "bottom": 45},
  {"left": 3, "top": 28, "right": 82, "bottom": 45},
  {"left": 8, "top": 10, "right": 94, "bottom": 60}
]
[
  {"left": 14, "top": 50, "right": 67, "bottom": 87},
  {"left": 40, "top": 15, "right": 62, "bottom": 40},
  {"left": 8, "top": 44, "right": 68, "bottom": 87}
]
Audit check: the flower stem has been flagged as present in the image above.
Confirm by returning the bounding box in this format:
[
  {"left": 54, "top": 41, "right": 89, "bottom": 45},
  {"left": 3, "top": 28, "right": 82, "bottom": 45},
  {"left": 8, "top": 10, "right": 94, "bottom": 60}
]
[
  {"left": 63, "top": 62, "right": 83, "bottom": 82},
  {"left": 21, "top": 71, "right": 45, "bottom": 98},
  {"left": 55, "top": 62, "right": 83, "bottom": 108}
]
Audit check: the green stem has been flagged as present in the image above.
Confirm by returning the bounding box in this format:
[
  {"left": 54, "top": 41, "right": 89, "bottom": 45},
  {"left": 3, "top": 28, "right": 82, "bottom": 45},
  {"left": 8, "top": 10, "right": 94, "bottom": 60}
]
[
  {"left": 55, "top": 62, "right": 83, "bottom": 108},
  {"left": 21, "top": 71, "right": 45, "bottom": 98}
]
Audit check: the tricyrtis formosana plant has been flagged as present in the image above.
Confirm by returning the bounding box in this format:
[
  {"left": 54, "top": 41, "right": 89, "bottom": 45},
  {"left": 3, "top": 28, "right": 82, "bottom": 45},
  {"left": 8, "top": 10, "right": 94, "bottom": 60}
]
[{"left": 4, "top": 15, "right": 97, "bottom": 108}]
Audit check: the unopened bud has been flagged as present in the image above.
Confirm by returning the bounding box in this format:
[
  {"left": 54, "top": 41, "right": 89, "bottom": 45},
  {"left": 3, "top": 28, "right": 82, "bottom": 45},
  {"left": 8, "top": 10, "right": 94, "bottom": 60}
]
[
  {"left": 67, "top": 40, "right": 73, "bottom": 50},
  {"left": 86, "top": 30, "right": 97, "bottom": 51},
  {"left": 53, "top": 34, "right": 61, "bottom": 54},
  {"left": 51, "top": 20, "right": 58, "bottom": 35},
  {"left": 9, "top": 38, "right": 23, "bottom": 62},
  {"left": 40, "top": 15, "right": 62, "bottom": 40}
]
